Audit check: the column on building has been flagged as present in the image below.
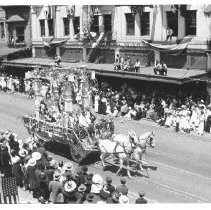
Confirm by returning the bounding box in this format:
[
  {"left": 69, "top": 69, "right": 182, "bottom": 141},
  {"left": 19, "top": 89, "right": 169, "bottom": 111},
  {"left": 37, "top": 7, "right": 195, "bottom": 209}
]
[
  {"left": 99, "top": 14, "right": 104, "bottom": 34},
  {"left": 151, "top": 5, "right": 163, "bottom": 41}
]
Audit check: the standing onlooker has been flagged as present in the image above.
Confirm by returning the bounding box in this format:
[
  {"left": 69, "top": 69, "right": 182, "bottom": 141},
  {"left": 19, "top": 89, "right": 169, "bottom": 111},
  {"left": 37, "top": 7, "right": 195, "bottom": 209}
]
[
  {"left": 1, "top": 145, "right": 12, "bottom": 177},
  {"left": 10, "top": 149, "right": 23, "bottom": 187},
  {"left": 135, "top": 191, "right": 148, "bottom": 204},
  {"left": 49, "top": 170, "right": 64, "bottom": 203},
  {"left": 198, "top": 109, "right": 205, "bottom": 136},
  {"left": 166, "top": 26, "right": 173, "bottom": 42}
]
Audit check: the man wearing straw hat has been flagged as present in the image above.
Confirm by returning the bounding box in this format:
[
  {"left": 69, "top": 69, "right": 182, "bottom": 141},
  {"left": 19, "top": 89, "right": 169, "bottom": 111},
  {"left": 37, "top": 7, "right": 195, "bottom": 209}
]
[{"left": 49, "top": 170, "right": 64, "bottom": 203}]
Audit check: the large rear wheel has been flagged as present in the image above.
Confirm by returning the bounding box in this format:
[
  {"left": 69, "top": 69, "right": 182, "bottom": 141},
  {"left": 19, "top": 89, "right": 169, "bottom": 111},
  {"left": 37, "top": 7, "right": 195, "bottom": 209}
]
[{"left": 69, "top": 146, "right": 85, "bottom": 163}]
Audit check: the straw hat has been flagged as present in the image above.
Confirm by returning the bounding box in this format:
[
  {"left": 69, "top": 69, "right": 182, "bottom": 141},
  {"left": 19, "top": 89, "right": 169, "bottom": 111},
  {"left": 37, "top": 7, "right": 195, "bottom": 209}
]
[
  {"left": 28, "top": 158, "right": 37, "bottom": 167},
  {"left": 25, "top": 137, "right": 33, "bottom": 144},
  {"left": 64, "top": 180, "right": 77, "bottom": 192},
  {"left": 32, "top": 152, "right": 41, "bottom": 161},
  {"left": 119, "top": 195, "right": 129, "bottom": 204},
  {"left": 77, "top": 184, "right": 87, "bottom": 192},
  {"left": 138, "top": 191, "right": 145, "bottom": 197},
  {"left": 63, "top": 162, "right": 74, "bottom": 171},
  {"left": 53, "top": 170, "right": 61, "bottom": 181},
  {"left": 92, "top": 174, "right": 103, "bottom": 184},
  {"left": 18, "top": 148, "right": 28, "bottom": 157},
  {"left": 13, "top": 133, "right": 18, "bottom": 139}
]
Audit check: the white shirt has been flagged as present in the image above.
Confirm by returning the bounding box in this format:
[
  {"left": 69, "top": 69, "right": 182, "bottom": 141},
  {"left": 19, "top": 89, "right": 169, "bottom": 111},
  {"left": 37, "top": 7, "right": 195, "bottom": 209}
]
[{"left": 79, "top": 114, "right": 89, "bottom": 127}]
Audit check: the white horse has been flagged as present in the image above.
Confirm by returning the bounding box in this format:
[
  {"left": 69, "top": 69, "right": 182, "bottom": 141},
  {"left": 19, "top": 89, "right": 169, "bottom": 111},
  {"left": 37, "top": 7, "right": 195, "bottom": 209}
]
[{"left": 98, "top": 131, "right": 155, "bottom": 178}]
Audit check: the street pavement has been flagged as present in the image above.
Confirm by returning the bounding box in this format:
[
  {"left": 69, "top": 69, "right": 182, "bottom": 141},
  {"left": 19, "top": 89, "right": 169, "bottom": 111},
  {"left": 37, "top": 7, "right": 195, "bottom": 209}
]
[{"left": 0, "top": 92, "right": 211, "bottom": 203}]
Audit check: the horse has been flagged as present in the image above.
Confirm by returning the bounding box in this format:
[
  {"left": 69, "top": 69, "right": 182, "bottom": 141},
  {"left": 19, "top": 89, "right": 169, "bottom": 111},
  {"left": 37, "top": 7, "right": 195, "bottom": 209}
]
[{"left": 98, "top": 131, "right": 155, "bottom": 178}]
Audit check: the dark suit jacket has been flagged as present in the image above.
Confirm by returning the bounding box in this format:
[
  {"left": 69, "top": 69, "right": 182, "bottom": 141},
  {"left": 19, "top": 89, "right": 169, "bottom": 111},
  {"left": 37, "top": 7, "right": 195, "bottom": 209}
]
[{"left": 135, "top": 197, "right": 148, "bottom": 204}]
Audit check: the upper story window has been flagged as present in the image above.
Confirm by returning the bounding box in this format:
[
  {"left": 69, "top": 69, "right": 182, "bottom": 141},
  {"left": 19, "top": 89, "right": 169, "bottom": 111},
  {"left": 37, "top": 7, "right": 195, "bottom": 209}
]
[
  {"left": 185, "top": 10, "right": 196, "bottom": 36},
  {"left": 73, "top": 17, "right": 80, "bottom": 34},
  {"left": 48, "top": 19, "right": 54, "bottom": 36},
  {"left": 166, "top": 11, "right": 178, "bottom": 36},
  {"left": 63, "top": 18, "right": 70, "bottom": 36},
  {"left": 104, "top": 14, "right": 112, "bottom": 33},
  {"left": 0, "top": 22, "right": 5, "bottom": 39},
  {"left": 39, "top": 19, "right": 45, "bottom": 37},
  {"left": 141, "top": 12, "right": 150, "bottom": 36},
  {"left": 90, "top": 15, "right": 99, "bottom": 33},
  {"left": 16, "top": 27, "right": 25, "bottom": 43},
  {"left": 125, "top": 13, "right": 135, "bottom": 36}
]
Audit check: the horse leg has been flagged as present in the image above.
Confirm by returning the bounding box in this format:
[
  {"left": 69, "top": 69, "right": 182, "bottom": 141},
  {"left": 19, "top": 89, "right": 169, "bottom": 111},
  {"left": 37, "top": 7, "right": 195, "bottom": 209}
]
[
  {"left": 139, "top": 156, "right": 144, "bottom": 171},
  {"left": 100, "top": 153, "right": 107, "bottom": 171},
  {"left": 116, "top": 158, "right": 123, "bottom": 176},
  {"left": 126, "top": 160, "right": 131, "bottom": 179}
]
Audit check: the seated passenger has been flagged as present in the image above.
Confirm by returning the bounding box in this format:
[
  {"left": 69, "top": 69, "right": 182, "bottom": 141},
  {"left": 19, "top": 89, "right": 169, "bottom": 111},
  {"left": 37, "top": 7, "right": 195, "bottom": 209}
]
[
  {"left": 134, "top": 59, "right": 141, "bottom": 73},
  {"left": 153, "top": 60, "right": 162, "bottom": 75},
  {"left": 161, "top": 61, "right": 167, "bottom": 76}
]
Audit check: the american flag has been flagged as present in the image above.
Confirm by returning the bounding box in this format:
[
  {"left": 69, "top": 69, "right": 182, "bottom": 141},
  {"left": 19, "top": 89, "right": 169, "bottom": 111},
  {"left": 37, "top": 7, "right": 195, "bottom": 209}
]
[{"left": 0, "top": 177, "right": 19, "bottom": 204}]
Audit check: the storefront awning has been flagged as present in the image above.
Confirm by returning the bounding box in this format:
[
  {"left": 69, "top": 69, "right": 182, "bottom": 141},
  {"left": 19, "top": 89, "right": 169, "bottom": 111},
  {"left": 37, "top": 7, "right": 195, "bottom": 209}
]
[
  {"left": 0, "top": 45, "right": 26, "bottom": 58},
  {"left": 1, "top": 57, "right": 208, "bottom": 85},
  {"left": 50, "top": 38, "right": 68, "bottom": 45},
  {"left": 6, "top": 14, "right": 26, "bottom": 22}
]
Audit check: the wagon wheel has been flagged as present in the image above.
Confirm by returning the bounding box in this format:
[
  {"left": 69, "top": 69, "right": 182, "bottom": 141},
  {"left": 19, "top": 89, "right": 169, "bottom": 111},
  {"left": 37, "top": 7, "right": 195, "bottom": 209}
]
[{"left": 69, "top": 146, "right": 85, "bottom": 163}]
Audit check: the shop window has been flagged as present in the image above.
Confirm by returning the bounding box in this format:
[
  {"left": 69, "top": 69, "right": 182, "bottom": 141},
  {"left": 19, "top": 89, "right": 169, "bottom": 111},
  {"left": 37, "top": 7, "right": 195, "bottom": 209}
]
[
  {"left": 166, "top": 11, "right": 178, "bottom": 36},
  {"left": 40, "top": 20, "right": 45, "bottom": 37},
  {"left": 73, "top": 17, "right": 80, "bottom": 34},
  {"left": 16, "top": 27, "right": 25, "bottom": 43},
  {"left": 90, "top": 15, "right": 99, "bottom": 33},
  {"left": 48, "top": 19, "right": 54, "bottom": 36},
  {"left": 125, "top": 13, "right": 135, "bottom": 36},
  {"left": 0, "top": 22, "right": 5, "bottom": 39},
  {"left": 141, "top": 12, "right": 150, "bottom": 36},
  {"left": 185, "top": 10, "right": 196, "bottom": 36},
  {"left": 63, "top": 18, "right": 70, "bottom": 36}
]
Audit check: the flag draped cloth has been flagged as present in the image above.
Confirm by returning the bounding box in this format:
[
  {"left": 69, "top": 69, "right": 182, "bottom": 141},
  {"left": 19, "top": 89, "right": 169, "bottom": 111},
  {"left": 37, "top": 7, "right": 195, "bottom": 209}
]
[
  {"left": 141, "top": 39, "right": 189, "bottom": 52},
  {"left": 0, "top": 176, "right": 19, "bottom": 204}
]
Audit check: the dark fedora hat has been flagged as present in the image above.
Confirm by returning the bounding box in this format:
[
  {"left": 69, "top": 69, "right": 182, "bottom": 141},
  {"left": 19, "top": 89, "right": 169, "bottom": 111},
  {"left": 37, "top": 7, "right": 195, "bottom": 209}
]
[{"left": 86, "top": 193, "right": 96, "bottom": 202}]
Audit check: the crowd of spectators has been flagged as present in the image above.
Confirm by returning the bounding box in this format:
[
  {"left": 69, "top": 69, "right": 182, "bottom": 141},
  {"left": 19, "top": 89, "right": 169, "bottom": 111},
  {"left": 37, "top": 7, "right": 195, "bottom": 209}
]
[
  {"left": 0, "top": 73, "right": 21, "bottom": 93},
  {"left": 0, "top": 130, "right": 147, "bottom": 204},
  {"left": 92, "top": 81, "right": 211, "bottom": 136}
]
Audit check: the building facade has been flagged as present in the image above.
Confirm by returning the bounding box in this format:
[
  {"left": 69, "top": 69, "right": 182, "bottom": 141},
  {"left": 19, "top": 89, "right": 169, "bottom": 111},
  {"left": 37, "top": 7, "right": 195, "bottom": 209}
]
[{"left": 30, "top": 5, "right": 211, "bottom": 71}]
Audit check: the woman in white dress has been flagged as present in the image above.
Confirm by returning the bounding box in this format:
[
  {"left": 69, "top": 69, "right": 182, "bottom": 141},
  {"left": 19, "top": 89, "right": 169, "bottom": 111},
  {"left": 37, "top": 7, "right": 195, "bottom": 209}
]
[
  {"left": 190, "top": 105, "right": 199, "bottom": 131},
  {"left": 198, "top": 110, "right": 205, "bottom": 135},
  {"left": 165, "top": 104, "right": 174, "bottom": 127},
  {"left": 94, "top": 93, "right": 100, "bottom": 113}
]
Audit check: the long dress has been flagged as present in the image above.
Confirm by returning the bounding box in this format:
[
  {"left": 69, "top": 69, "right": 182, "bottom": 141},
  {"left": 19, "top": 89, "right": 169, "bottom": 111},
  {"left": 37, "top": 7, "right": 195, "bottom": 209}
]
[
  {"left": 94, "top": 95, "right": 99, "bottom": 113},
  {"left": 11, "top": 156, "right": 24, "bottom": 187},
  {"left": 190, "top": 108, "right": 199, "bottom": 129},
  {"left": 198, "top": 113, "right": 205, "bottom": 135}
]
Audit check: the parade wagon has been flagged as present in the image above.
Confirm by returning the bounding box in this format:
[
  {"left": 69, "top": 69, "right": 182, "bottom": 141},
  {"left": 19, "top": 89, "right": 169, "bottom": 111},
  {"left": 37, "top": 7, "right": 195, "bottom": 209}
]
[{"left": 22, "top": 115, "right": 99, "bottom": 163}]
